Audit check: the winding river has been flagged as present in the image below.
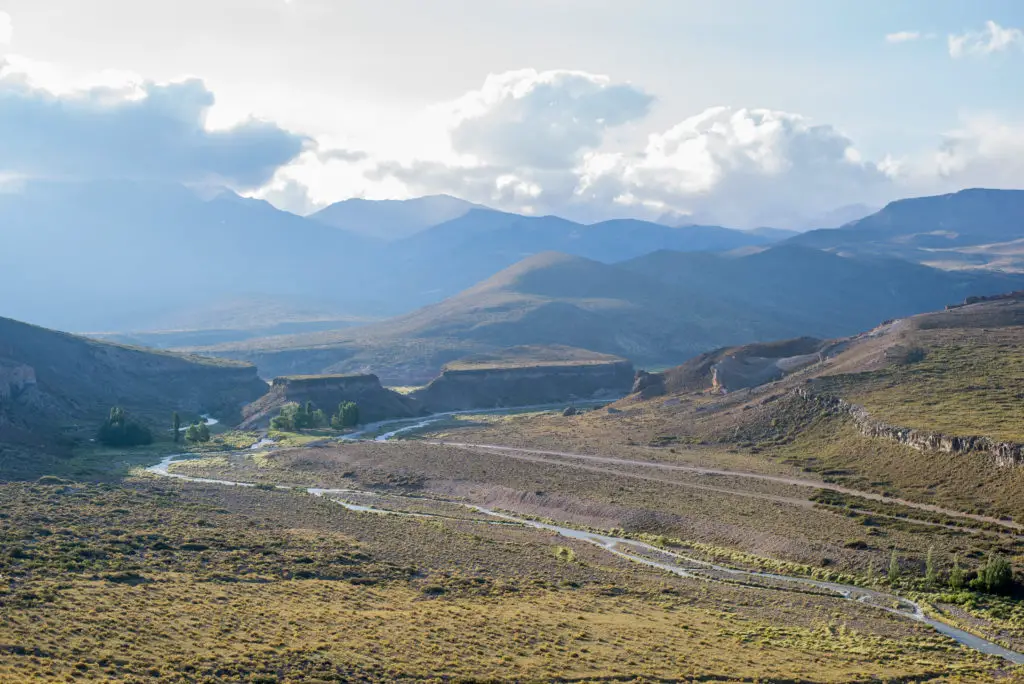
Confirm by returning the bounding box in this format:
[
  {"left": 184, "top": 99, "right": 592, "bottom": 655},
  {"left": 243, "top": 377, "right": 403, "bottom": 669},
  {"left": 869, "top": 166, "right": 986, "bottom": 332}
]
[{"left": 146, "top": 413, "right": 1024, "bottom": 665}]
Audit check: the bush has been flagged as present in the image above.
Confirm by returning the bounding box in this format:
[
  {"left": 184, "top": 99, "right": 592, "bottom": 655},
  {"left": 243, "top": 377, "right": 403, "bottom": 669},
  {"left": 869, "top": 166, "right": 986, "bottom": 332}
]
[{"left": 96, "top": 407, "right": 153, "bottom": 447}]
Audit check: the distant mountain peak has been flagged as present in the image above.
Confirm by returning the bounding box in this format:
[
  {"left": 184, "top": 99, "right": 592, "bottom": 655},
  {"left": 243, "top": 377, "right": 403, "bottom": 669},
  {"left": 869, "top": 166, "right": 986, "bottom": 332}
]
[{"left": 309, "top": 194, "right": 487, "bottom": 241}]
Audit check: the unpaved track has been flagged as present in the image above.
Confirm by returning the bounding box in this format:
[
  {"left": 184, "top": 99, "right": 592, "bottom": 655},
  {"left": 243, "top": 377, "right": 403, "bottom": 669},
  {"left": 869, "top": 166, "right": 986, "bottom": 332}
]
[{"left": 431, "top": 441, "right": 1023, "bottom": 533}]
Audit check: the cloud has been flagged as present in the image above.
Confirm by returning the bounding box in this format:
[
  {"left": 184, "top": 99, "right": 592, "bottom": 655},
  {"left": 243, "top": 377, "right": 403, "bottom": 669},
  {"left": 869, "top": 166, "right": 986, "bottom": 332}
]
[
  {"left": 0, "top": 60, "right": 307, "bottom": 189},
  {"left": 365, "top": 69, "right": 652, "bottom": 216},
  {"left": 948, "top": 21, "right": 1024, "bottom": 58},
  {"left": 263, "top": 68, "right": 1024, "bottom": 229},
  {"left": 317, "top": 147, "right": 368, "bottom": 164},
  {"left": 445, "top": 69, "right": 654, "bottom": 169},
  {"left": 0, "top": 12, "right": 11, "bottom": 45},
  {"left": 925, "top": 116, "right": 1024, "bottom": 190},
  {"left": 574, "top": 107, "right": 893, "bottom": 227},
  {"left": 886, "top": 31, "right": 922, "bottom": 44}
]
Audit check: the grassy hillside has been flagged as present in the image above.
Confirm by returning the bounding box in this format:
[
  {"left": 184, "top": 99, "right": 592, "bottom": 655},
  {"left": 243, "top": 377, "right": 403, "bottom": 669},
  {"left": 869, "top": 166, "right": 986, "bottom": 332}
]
[
  {"left": 196, "top": 252, "right": 805, "bottom": 383},
  {"left": 459, "top": 296, "right": 1024, "bottom": 525}
]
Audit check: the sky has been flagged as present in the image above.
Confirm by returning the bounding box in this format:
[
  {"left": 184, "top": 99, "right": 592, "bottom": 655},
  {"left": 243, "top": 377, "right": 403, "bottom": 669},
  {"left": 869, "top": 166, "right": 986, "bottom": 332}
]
[{"left": 0, "top": 0, "right": 1022, "bottom": 227}]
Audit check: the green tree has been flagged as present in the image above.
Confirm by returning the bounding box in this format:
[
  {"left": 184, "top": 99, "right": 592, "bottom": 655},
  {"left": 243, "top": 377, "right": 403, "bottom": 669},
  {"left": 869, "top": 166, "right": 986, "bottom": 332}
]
[
  {"left": 331, "top": 401, "right": 360, "bottom": 429},
  {"left": 948, "top": 555, "right": 966, "bottom": 591},
  {"left": 925, "top": 546, "right": 938, "bottom": 588},
  {"left": 172, "top": 412, "right": 181, "bottom": 444},
  {"left": 972, "top": 554, "right": 1013, "bottom": 595},
  {"left": 888, "top": 549, "right": 900, "bottom": 585},
  {"left": 97, "top": 406, "right": 153, "bottom": 447}
]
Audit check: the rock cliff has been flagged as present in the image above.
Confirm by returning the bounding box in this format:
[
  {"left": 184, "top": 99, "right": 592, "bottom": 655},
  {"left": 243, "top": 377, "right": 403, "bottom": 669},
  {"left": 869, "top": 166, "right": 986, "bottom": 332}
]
[
  {"left": 241, "top": 374, "right": 421, "bottom": 428},
  {"left": 795, "top": 388, "right": 1024, "bottom": 467},
  {"left": 412, "top": 355, "right": 634, "bottom": 413},
  {"left": 0, "top": 315, "right": 268, "bottom": 439},
  {"left": 633, "top": 337, "right": 827, "bottom": 399}
]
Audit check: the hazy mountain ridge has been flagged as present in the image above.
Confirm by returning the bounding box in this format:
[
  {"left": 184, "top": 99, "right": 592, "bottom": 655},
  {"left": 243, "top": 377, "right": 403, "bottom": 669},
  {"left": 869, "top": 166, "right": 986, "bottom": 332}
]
[
  {"left": 309, "top": 194, "right": 482, "bottom": 240},
  {"left": 193, "top": 243, "right": 1024, "bottom": 384},
  {"left": 0, "top": 181, "right": 791, "bottom": 334},
  {"left": 789, "top": 188, "right": 1024, "bottom": 270}
]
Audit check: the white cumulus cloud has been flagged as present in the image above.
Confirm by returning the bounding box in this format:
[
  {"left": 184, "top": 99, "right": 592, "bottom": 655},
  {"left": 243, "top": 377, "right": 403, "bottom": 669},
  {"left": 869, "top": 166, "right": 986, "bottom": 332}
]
[
  {"left": 446, "top": 68, "right": 653, "bottom": 169},
  {"left": 948, "top": 20, "right": 1024, "bottom": 58},
  {"left": 367, "top": 69, "right": 653, "bottom": 213},
  {"left": 886, "top": 31, "right": 922, "bottom": 44},
  {"left": 574, "top": 107, "right": 893, "bottom": 228}
]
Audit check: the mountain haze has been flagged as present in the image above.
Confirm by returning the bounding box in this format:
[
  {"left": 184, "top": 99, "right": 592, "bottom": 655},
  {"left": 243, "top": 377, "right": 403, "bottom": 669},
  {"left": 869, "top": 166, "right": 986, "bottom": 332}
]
[
  {"left": 790, "top": 189, "right": 1024, "bottom": 270},
  {"left": 308, "top": 194, "right": 481, "bottom": 240}
]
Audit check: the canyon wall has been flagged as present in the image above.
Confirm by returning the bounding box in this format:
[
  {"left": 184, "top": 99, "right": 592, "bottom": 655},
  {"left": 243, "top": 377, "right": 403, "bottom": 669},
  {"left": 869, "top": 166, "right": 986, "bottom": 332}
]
[
  {"left": 241, "top": 374, "right": 421, "bottom": 428},
  {"left": 412, "top": 360, "right": 635, "bottom": 413}
]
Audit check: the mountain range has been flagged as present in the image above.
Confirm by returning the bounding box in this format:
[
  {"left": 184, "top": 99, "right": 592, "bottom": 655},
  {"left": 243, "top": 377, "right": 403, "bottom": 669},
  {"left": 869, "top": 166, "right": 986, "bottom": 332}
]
[
  {"left": 791, "top": 188, "right": 1024, "bottom": 270},
  {"left": 5, "top": 181, "right": 1024, "bottom": 386},
  {"left": 0, "top": 180, "right": 786, "bottom": 334},
  {"left": 193, "top": 244, "right": 1024, "bottom": 384}
]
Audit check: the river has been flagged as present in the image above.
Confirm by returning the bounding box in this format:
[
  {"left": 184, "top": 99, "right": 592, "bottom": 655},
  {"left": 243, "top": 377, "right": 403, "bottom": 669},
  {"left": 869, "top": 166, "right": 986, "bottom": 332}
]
[{"left": 146, "top": 437, "right": 1024, "bottom": 664}]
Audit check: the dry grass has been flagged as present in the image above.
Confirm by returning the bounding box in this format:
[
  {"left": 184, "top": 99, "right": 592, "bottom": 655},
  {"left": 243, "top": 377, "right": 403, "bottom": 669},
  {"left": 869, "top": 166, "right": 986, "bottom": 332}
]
[{"left": 0, "top": 479, "right": 1006, "bottom": 683}]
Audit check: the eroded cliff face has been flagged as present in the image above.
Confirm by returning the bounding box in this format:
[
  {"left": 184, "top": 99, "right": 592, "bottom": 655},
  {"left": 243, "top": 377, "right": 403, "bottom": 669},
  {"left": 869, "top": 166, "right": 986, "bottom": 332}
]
[
  {"left": 0, "top": 315, "right": 268, "bottom": 435},
  {"left": 0, "top": 361, "right": 36, "bottom": 403},
  {"left": 796, "top": 389, "right": 1024, "bottom": 467},
  {"left": 241, "top": 374, "right": 421, "bottom": 428},
  {"left": 412, "top": 361, "right": 635, "bottom": 413}
]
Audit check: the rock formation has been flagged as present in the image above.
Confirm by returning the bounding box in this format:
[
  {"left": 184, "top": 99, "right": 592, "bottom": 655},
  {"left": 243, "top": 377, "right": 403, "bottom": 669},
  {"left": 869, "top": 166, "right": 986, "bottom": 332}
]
[
  {"left": 0, "top": 315, "right": 268, "bottom": 437},
  {"left": 241, "top": 374, "right": 421, "bottom": 429},
  {"left": 795, "top": 389, "right": 1024, "bottom": 467},
  {"left": 412, "top": 358, "right": 634, "bottom": 413}
]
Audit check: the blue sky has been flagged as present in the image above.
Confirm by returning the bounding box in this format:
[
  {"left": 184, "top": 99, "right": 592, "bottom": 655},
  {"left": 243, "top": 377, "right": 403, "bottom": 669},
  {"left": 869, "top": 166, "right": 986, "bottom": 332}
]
[{"left": 0, "top": 0, "right": 1022, "bottom": 226}]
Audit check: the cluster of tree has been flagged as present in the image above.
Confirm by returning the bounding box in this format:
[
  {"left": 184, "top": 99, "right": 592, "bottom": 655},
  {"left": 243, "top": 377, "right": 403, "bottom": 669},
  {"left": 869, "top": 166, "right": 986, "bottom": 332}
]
[
  {"left": 269, "top": 401, "right": 360, "bottom": 432},
  {"left": 96, "top": 407, "right": 153, "bottom": 447},
  {"left": 185, "top": 421, "right": 211, "bottom": 443},
  {"left": 885, "top": 548, "right": 1014, "bottom": 595},
  {"left": 270, "top": 402, "right": 327, "bottom": 431}
]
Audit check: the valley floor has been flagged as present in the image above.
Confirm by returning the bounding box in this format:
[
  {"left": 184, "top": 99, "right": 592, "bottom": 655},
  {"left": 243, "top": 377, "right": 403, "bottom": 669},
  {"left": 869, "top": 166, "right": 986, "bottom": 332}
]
[{"left": 3, "top": 410, "right": 1024, "bottom": 682}]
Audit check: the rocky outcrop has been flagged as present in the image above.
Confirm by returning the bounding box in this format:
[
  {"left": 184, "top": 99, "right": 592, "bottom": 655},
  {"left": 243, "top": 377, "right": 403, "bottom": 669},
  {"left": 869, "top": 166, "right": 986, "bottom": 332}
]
[
  {"left": 241, "top": 374, "right": 421, "bottom": 429},
  {"left": 633, "top": 337, "right": 827, "bottom": 399},
  {"left": 0, "top": 361, "right": 36, "bottom": 402},
  {"left": 412, "top": 360, "right": 635, "bottom": 413},
  {"left": 631, "top": 370, "right": 665, "bottom": 398},
  {"left": 946, "top": 291, "right": 1024, "bottom": 310},
  {"left": 795, "top": 389, "right": 1024, "bottom": 467}
]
